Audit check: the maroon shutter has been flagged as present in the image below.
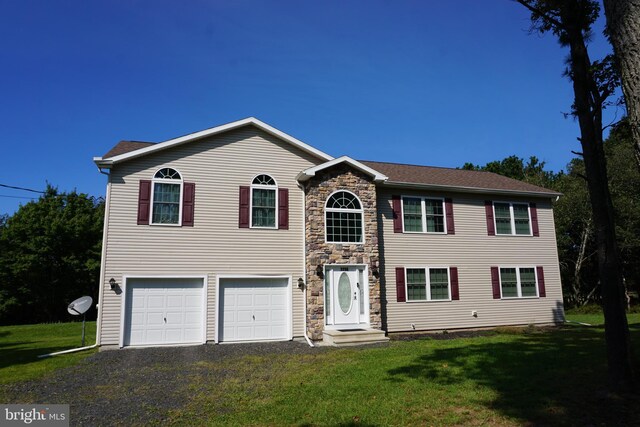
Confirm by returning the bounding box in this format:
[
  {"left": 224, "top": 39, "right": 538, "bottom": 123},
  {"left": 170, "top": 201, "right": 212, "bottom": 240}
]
[
  {"left": 395, "top": 267, "right": 406, "bottom": 302},
  {"left": 239, "top": 186, "right": 250, "bottom": 228},
  {"left": 536, "top": 266, "right": 546, "bottom": 297},
  {"left": 450, "top": 267, "right": 459, "bottom": 300},
  {"left": 491, "top": 266, "right": 501, "bottom": 299},
  {"left": 137, "top": 180, "right": 151, "bottom": 225},
  {"left": 278, "top": 188, "right": 289, "bottom": 230},
  {"left": 445, "top": 198, "right": 455, "bottom": 235},
  {"left": 485, "top": 200, "right": 495, "bottom": 236},
  {"left": 392, "top": 195, "right": 403, "bottom": 233},
  {"left": 182, "top": 182, "right": 195, "bottom": 227},
  {"left": 530, "top": 202, "right": 540, "bottom": 237}
]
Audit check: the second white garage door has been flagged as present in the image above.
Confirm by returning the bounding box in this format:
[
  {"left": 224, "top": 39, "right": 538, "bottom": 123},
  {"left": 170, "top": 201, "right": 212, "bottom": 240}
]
[{"left": 219, "top": 278, "right": 290, "bottom": 342}]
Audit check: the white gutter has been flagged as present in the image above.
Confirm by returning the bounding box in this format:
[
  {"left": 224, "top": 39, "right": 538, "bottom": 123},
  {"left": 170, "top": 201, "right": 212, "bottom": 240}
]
[
  {"left": 38, "top": 343, "right": 97, "bottom": 358},
  {"left": 299, "top": 182, "right": 314, "bottom": 347},
  {"left": 382, "top": 180, "right": 562, "bottom": 198}
]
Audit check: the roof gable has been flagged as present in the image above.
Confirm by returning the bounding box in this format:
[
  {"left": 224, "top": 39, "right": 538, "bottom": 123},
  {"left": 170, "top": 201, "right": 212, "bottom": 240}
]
[
  {"left": 94, "top": 117, "right": 333, "bottom": 167},
  {"left": 297, "top": 156, "right": 388, "bottom": 183}
]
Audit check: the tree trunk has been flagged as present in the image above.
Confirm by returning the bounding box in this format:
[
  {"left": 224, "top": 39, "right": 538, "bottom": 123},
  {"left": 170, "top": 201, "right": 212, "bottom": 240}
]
[
  {"left": 572, "top": 221, "right": 590, "bottom": 304},
  {"left": 603, "top": 0, "right": 640, "bottom": 169},
  {"left": 564, "top": 5, "right": 634, "bottom": 390}
]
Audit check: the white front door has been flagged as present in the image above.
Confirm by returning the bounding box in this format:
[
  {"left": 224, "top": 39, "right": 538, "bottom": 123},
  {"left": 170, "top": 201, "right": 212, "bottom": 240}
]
[{"left": 331, "top": 268, "right": 360, "bottom": 325}]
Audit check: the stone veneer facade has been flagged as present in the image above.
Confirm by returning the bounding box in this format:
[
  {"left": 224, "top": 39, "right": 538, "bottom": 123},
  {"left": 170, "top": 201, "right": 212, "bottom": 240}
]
[{"left": 304, "top": 164, "right": 381, "bottom": 340}]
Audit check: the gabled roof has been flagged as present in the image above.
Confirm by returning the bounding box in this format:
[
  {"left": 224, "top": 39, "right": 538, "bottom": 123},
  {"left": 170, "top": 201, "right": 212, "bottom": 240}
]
[
  {"left": 102, "top": 141, "right": 155, "bottom": 159},
  {"left": 94, "top": 117, "right": 334, "bottom": 167},
  {"left": 95, "top": 118, "right": 559, "bottom": 197},
  {"left": 297, "top": 156, "right": 388, "bottom": 183},
  {"left": 360, "top": 160, "right": 561, "bottom": 197}
]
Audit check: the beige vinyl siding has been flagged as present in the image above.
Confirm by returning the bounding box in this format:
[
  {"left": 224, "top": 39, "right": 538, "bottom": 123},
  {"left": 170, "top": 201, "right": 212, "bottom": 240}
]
[
  {"left": 99, "top": 127, "right": 320, "bottom": 345},
  {"left": 379, "top": 188, "right": 564, "bottom": 333}
]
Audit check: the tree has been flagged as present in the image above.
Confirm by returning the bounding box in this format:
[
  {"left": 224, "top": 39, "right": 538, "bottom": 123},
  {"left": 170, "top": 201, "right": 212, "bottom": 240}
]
[
  {"left": 602, "top": 0, "right": 640, "bottom": 168},
  {"left": 517, "top": 0, "right": 633, "bottom": 390},
  {"left": 0, "top": 186, "right": 104, "bottom": 325}
]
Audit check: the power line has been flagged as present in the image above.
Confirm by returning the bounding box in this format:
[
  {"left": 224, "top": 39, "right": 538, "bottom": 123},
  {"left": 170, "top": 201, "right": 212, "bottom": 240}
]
[
  {"left": 0, "top": 183, "right": 45, "bottom": 194},
  {"left": 0, "top": 194, "right": 38, "bottom": 199}
]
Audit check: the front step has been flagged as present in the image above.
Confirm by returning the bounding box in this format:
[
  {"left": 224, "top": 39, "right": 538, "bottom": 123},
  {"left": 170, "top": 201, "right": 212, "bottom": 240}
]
[{"left": 322, "top": 328, "right": 390, "bottom": 347}]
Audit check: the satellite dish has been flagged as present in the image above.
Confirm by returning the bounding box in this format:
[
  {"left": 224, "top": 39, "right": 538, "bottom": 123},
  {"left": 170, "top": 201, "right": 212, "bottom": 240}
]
[{"left": 68, "top": 296, "right": 93, "bottom": 315}]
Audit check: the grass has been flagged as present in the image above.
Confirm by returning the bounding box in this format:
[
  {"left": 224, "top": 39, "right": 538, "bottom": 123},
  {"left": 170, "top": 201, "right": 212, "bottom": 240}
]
[
  {"left": 565, "top": 310, "right": 640, "bottom": 326},
  {"left": 1, "top": 314, "right": 639, "bottom": 425},
  {"left": 0, "top": 321, "right": 96, "bottom": 385},
  {"left": 165, "top": 312, "right": 640, "bottom": 426}
]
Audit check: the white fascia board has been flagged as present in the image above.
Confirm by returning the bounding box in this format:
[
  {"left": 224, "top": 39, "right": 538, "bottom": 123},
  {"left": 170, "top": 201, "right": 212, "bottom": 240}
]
[
  {"left": 382, "top": 181, "right": 562, "bottom": 198},
  {"left": 297, "top": 156, "right": 389, "bottom": 183},
  {"left": 94, "top": 117, "right": 334, "bottom": 167}
]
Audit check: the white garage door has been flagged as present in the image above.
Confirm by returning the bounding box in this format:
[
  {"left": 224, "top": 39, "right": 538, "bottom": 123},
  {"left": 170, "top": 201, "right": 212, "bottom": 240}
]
[
  {"left": 219, "top": 278, "right": 290, "bottom": 342},
  {"left": 124, "top": 278, "right": 204, "bottom": 347}
]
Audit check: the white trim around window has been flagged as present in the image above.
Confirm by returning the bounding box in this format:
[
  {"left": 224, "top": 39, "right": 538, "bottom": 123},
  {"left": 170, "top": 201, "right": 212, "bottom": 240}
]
[
  {"left": 493, "top": 201, "right": 532, "bottom": 236},
  {"left": 400, "top": 196, "right": 447, "bottom": 234},
  {"left": 324, "top": 190, "right": 365, "bottom": 244},
  {"left": 150, "top": 167, "right": 183, "bottom": 226},
  {"left": 498, "top": 266, "right": 539, "bottom": 299},
  {"left": 405, "top": 266, "right": 452, "bottom": 302},
  {"left": 250, "top": 173, "right": 278, "bottom": 229}
]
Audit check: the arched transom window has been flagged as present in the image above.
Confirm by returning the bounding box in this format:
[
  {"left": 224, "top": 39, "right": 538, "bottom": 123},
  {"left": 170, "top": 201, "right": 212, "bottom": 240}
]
[
  {"left": 325, "top": 191, "right": 363, "bottom": 243},
  {"left": 251, "top": 174, "right": 277, "bottom": 228},
  {"left": 152, "top": 168, "right": 183, "bottom": 225}
]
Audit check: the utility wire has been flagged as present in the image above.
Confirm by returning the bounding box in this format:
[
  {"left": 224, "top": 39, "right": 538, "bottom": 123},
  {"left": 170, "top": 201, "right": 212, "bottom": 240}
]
[
  {"left": 0, "top": 183, "right": 46, "bottom": 194},
  {"left": 0, "top": 194, "right": 38, "bottom": 199}
]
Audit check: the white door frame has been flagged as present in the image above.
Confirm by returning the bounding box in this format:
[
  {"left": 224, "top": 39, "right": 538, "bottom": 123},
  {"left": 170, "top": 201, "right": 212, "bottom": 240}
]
[
  {"left": 120, "top": 275, "right": 208, "bottom": 348},
  {"left": 215, "top": 274, "right": 293, "bottom": 344},
  {"left": 324, "top": 264, "right": 370, "bottom": 330}
]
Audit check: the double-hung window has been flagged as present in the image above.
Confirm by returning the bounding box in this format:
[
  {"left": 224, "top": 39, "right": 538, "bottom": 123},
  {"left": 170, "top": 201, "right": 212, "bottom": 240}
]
[
  {"left": 406, "top": 267, "right": 451, "bottom": 301},
  {"left": 402, "top": 196, "right": 445, "bottom": 233},
  {"left": 494, "top": 202, "right": 531, "bottom": 235},
  {"left": 499, "top": 267, "right": 538, "bottom": 298},
  {"left": 251, "top": 174, "right": 277, "bottom": 228},
  {"left": 325, "top": 191, "right": 364, "bottom": 243},
  {"left": 151, "top": 168, "right": 183, "bottom": 225}
]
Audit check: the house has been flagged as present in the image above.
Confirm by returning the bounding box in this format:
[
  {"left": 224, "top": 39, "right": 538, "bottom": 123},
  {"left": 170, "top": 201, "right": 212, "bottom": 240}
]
[{"left": 93, "top": 117, "right": 564, "bottom": 348}]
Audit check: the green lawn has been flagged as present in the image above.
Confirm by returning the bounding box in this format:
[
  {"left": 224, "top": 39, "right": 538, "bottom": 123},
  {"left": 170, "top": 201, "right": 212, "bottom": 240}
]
[
  {"left": 1, "top": 315, "right": 639, "bottom": 425},
  {"left": 0, "top": 321, "right": 96, "bottom": 385},
  {"left": 164, "top": 316, "right": 640, "bottom": 426}
]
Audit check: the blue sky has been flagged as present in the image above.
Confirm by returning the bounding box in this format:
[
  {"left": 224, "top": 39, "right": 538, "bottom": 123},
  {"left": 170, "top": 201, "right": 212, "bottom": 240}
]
[{"left": 0, "top": 0, "right": 620, "bottom": 215}]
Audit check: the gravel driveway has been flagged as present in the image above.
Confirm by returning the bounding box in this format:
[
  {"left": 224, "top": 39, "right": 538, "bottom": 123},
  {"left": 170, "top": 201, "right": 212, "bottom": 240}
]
[{"left": 2, "top": 341, "right": 326, "bottom": 426}]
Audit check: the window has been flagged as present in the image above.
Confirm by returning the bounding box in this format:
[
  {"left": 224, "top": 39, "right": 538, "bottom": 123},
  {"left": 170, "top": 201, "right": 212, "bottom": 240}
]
[
  {"left": 251, "top": 174, "right": 277, "bottom": 228},
  {"left": 494, "top": 202, "right": 531, "bottom": 235},
  {"left": 406, "top": 267, "right": 451, "bottom": 301},
  {"left": 500, "top": 267, "right": 538, "bottom": 298},
  {"left": 402, "top": 196, "right": 445, "bottom": 233},
  {"left": 325, "top": 191, "right": 363, "bottom": 243},
  {"left": 151, "top": 168, "right": 182, "bottom": 225}
]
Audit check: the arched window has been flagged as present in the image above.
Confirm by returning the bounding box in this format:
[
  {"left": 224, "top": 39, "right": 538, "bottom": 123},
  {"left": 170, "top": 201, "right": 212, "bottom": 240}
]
[
  {"left": 325, "top": 191, "right": 363, "bottom": 243},
  {"left": 151, "top": 168, "right": 183, "bottom": 225},
  {"left": 251, "top": 174, "right": 277, "bottom": 228}
]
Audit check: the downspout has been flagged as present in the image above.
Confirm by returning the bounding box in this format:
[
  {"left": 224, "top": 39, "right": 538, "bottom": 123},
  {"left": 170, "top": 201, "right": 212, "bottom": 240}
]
[
  {"left": 95, "top": 167, "right": 112, "bottom": 347},
  {"left": 299, "top": 182, "right": 314, "bottom": 347},
  {"left": 39, "top": 343, "right": 98, "bottom": 358}
]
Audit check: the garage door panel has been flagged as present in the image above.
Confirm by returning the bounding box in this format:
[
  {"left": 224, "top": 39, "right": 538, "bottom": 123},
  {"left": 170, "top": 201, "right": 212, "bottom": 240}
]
[
  {"left": 219, "top": 278, "right": 289, "bottom": 342},
  {"left": 237, "top": 294, "right": 253, "bottom": 307},
  {"left": 147, "top": 312, "right": 164, "bottom": 326},
  {"left": 271, "top": 309, "right": 286, "bottom": 321},
  {"left": 166, "top": 295, "right": 183, "bottom": 307},
  {"left": 253, "top": 309, "right": 269, "bottom": 322},
  {"left": 124, "top": 278, "right": 204, "bottom": 346}
]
